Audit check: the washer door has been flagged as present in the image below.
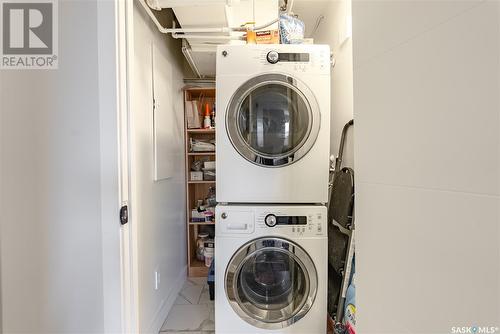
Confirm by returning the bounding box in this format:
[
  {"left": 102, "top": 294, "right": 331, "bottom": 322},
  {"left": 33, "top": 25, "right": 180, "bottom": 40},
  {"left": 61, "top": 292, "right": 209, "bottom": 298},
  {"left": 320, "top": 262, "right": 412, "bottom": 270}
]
[
  {"left": 226, "top": 73, "right": 320, "bottom": 167},
  {"left": 225, "top": 237, "right": 318, "bottom": 329}
]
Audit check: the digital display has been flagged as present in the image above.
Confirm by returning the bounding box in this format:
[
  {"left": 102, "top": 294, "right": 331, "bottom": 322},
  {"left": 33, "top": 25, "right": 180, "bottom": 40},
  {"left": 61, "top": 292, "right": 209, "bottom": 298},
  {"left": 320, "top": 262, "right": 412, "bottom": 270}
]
[
  {"left": 276, "top": 216, "right": 307, "bottom": 225},
  {"left": 278, "top": 53, "right": 310, "bottom": 62}
]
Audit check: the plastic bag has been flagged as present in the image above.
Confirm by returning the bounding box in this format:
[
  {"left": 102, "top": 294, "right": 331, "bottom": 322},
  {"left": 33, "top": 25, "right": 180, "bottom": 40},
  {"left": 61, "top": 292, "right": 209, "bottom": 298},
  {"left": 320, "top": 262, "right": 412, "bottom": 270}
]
[
  {"left": 190, "top": 138, "right": 215, "bottom": 152},
  {"left": 279, "top": 14, "right": 305, "bottom": 44}
]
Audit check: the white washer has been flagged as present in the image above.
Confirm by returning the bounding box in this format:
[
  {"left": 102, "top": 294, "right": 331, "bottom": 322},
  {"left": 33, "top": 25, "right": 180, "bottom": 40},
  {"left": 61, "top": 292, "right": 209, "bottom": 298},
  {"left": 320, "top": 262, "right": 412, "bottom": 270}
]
[
  {"left": 216, "top": 44, "right": 331, "bottom": 204},
  {"left": 215, "top": 204, "right": 327, "bottom": 334}
]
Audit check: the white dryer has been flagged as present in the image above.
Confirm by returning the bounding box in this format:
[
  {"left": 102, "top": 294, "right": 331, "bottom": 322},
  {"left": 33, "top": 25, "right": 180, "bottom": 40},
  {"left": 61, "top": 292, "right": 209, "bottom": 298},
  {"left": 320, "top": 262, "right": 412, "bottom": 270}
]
[
  {"left": 215, "top": 204, "right": 327, "bottom": 334},
  {"left": 216, "top": 44, "right": 331, "bottom": 204}
]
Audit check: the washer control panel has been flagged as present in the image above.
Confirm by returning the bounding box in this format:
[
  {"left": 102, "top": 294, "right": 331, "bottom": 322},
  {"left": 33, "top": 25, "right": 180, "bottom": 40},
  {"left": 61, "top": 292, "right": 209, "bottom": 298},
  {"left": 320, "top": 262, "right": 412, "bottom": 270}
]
[
  {"left": 216, "top": 205, "right": 327, "bottom": 237},
  {"left": 257, "top": 210, "right": 326, "bottom": 237}
]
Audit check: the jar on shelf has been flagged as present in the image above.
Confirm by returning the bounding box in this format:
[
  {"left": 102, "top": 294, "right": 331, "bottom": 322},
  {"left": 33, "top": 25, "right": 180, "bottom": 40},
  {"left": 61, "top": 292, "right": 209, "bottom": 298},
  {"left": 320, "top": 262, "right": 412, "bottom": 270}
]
[
  {"left": 204, "top": 239, "right": 215, "bottom": 267},
  {"left": 196, "top": 232, "right": 209, "bottom": 262}
]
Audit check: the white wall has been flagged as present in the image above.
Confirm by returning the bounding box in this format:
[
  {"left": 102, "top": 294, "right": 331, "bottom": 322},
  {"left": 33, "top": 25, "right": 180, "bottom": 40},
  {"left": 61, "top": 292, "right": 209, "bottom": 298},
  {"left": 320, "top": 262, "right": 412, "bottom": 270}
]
[
  {"left": 307, "top": 0, "right": 354, "bottom": 168},
  {"left": 0, "top": 0, "right": 121, "bottom": 332},
  {"left": 131, "top": 2, "right": 187, "bottom": 333},
  {"left": 353, "top": 1, "right": 500, "bottom": 332}
]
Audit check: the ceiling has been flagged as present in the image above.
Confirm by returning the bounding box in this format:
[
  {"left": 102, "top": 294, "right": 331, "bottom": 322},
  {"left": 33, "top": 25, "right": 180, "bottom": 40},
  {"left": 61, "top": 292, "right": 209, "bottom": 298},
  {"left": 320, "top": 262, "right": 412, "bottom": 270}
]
[{"left": 146, "top": 0, "right": 331, "bottom": 77}]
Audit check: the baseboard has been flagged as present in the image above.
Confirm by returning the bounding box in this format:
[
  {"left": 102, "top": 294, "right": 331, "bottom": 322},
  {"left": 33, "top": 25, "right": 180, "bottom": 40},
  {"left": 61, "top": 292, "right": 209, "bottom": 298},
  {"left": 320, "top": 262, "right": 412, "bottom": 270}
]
[{"left": 147, "top": 265, "right": 187, "bottom": 334}]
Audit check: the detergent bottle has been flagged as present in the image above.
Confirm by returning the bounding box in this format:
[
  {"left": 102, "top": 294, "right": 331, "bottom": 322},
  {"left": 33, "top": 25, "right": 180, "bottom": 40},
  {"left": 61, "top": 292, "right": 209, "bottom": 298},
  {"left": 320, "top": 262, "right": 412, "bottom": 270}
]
[
  {"left": 344, "top": 268, "right": 356, "bottom": 334},
  {"left": 203, "top": 103, "right": 211, "bottom": 129}
]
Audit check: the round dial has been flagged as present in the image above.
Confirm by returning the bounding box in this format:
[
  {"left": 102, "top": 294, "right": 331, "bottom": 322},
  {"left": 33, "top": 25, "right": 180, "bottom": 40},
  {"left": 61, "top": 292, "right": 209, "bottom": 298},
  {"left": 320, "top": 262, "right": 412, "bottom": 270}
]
[
  {"left": 266, "top": 51, "right": 279, "bottom": 64},
  {"left": 265, "top": 214, "right": 277, "bottom": 227}
]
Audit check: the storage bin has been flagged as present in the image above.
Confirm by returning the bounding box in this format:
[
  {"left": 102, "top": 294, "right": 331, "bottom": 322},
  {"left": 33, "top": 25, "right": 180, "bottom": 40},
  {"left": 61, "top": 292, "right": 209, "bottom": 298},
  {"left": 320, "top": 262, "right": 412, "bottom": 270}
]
[
  {"left": 203, "top": 170, "right": 215, "bottom": 181},
  {"left": 190, "top": 171, "right": 203, "bottom": 181},
  {"left": 203, "top": 161, "right": 215, "bottom": 170}
]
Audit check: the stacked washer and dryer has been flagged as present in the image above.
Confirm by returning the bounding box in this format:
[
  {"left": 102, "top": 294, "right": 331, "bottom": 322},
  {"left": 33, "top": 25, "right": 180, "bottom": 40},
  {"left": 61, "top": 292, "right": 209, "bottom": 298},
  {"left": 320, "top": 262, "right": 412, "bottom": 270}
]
[{"left": 215, "top": 44, "right": 331, "bottom": 334}]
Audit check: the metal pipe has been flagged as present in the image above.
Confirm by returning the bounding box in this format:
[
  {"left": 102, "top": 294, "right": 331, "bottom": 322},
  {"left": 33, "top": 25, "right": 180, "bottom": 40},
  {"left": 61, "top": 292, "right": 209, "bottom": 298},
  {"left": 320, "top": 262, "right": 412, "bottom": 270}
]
[
  {"left": 172, "top": 33, "right": 244, "bottom": 40},
  {"left": 181, "top": 40, "right": 202, "bottom": 78},
  {"left": 139, "top": 0, "right": 231, "bottom": 33},
  {"left": 147, "top": 0, "right": 237, "bottom": 9},
  {"left": 139, "top": 0, "right": 278, "bottom": 35},
  {"left": 232, "top": 18, "right": 279, "bottom": 31}
]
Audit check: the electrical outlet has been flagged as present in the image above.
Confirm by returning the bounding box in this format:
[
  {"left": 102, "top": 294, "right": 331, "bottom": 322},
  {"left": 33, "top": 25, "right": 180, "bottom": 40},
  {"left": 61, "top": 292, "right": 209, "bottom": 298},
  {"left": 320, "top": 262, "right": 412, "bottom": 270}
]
[{"left": 154, "top": 270, "right": 160, "bottom": 290}]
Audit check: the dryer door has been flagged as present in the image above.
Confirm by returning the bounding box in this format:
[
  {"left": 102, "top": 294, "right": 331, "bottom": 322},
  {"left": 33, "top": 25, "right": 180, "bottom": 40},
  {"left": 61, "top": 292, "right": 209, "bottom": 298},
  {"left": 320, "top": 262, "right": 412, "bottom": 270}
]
[
  {"left": 225, "top": 237, "right": 318, "bottom": 329},
  {"left": 226, "top": 73, "right": 320, "bottom": 167}
]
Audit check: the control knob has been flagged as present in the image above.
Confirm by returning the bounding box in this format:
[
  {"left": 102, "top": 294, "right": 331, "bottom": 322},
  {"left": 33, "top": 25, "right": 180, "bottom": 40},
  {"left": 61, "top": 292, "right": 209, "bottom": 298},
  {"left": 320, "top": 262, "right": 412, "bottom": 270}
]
[
  {"left": 265, "top": 214, "right": 277, "bottom": 227},
  {"left": 266, "top": 51, "right": 279, "bottom": 64}
]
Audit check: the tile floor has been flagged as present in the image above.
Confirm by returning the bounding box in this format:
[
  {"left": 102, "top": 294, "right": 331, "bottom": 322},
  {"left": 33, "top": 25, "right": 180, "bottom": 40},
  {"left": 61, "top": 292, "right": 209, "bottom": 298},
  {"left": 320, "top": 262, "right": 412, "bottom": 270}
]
[{"left": 160, "top": 277, "right": 214, "bottom": 334}]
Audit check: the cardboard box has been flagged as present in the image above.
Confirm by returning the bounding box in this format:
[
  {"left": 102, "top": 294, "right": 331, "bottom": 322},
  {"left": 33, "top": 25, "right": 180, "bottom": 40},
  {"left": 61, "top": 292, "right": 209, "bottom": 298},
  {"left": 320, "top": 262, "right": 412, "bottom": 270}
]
[
  {"left": 190, "top": 171, "right": 203, "bottom": 181},
  {"left": 191, "top": 210, "right": 206, "bottom": 222},
  {"left": 255, "top": 30, "right": 280, "bottom": 44},
  {"left": 204, "top": 161, "right": 215, "bottom": 170}
]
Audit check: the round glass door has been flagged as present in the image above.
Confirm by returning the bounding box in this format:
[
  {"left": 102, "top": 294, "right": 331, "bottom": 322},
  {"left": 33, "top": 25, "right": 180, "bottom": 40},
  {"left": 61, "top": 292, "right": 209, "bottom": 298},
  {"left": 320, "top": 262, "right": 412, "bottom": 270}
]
[
  {"left": 225, "top": 238, "right": 317, "bottom": 329},
  {"left": 226, "top": 74, "right": 320, "bottom": 167}
]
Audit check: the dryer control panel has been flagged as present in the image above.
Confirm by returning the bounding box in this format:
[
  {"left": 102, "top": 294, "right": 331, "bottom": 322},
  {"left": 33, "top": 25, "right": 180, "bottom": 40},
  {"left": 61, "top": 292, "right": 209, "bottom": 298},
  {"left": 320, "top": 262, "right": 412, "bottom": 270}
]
[
  {"left": 216, "top": 44, "right": 331, "bottom": 76},
  {"left": 259, "top": 48, "right": 329, "bottom": 74}
]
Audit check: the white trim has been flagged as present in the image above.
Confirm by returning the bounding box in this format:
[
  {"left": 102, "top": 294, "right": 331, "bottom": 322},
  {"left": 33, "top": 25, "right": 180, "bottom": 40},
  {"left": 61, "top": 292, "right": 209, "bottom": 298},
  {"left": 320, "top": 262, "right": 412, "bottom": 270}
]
[
  {"left": 146, "top": 266, "right": 187, "bottom": 334},
  {"left": 97, "top": 0, "right": 123, "bottom": 332},
  {"left": 116, "top": 0, "right": 139, "bottom": 332}
]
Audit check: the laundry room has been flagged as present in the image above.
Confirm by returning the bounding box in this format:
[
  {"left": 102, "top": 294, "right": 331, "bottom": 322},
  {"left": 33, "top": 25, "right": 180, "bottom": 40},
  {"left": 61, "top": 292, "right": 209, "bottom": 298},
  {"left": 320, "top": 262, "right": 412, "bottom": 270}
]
[
  {"left": 114, "top": 0, "right": 500, "bottom": 333},
  {"left": 128, "top": 0, "right": 354, "bottom": 333},
  {"left": 1, "top": 0, "right": 498, "bottom": 333}
]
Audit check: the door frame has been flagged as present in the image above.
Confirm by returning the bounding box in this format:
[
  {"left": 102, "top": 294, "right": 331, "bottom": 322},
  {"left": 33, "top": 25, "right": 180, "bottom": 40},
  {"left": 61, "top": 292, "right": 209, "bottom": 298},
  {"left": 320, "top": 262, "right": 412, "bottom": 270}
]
[
  {"left": 96, "top": 0, "right": 138, "bottom": 332},
  {"left": 98, "top": 0, "right": 139, "bottom": 332},
  {"left": 115, "top": 0, "right": 139, "bottom": 332}
]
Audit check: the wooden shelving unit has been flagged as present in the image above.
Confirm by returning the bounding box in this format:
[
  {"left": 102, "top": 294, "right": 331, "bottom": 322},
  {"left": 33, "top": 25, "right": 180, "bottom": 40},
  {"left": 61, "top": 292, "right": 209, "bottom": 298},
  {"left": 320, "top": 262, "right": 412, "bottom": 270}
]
[{"left": 184, "top": 87, "right": 216, "bottom": 277}]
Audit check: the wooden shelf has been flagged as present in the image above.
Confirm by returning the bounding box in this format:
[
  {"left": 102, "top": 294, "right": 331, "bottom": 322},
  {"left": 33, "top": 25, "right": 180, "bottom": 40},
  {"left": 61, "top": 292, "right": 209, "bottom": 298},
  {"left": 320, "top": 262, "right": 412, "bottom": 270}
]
[
  {"left": 187, "top": 128, "right": 215, "bottom": 134},
  {"left": 187, "top": 152, "right": 215, "bottom": 156},
  {"left": 189, "top": 259, "right": 209, "bottom": 277},
  {"left": 188, "top": 180, "right": 215, "bottom": 184},
  {"left": 189, "top": 221, "right": 215, "bottom": 225},
  {"left": 185, "top": 87, "right": 216, "bottom": 98}
]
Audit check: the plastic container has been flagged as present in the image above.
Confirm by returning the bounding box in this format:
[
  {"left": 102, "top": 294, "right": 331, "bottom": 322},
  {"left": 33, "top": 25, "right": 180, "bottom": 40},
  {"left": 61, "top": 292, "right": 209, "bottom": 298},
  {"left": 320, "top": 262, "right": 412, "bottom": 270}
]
[
  {"left": 211, "top": 103, "right": 216, "bottom": 128},
  {"left": 204, "top": 239, "right": 214, "bottom": 267},
  {"left": 203, "top": 103, "right": 211, "bottom": 129},
  {"left": 343, "top": 273, "right": 356, "bottom": 334},
  {"left": 196, "top": 232, "right": 209, "bottom": 261}
]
